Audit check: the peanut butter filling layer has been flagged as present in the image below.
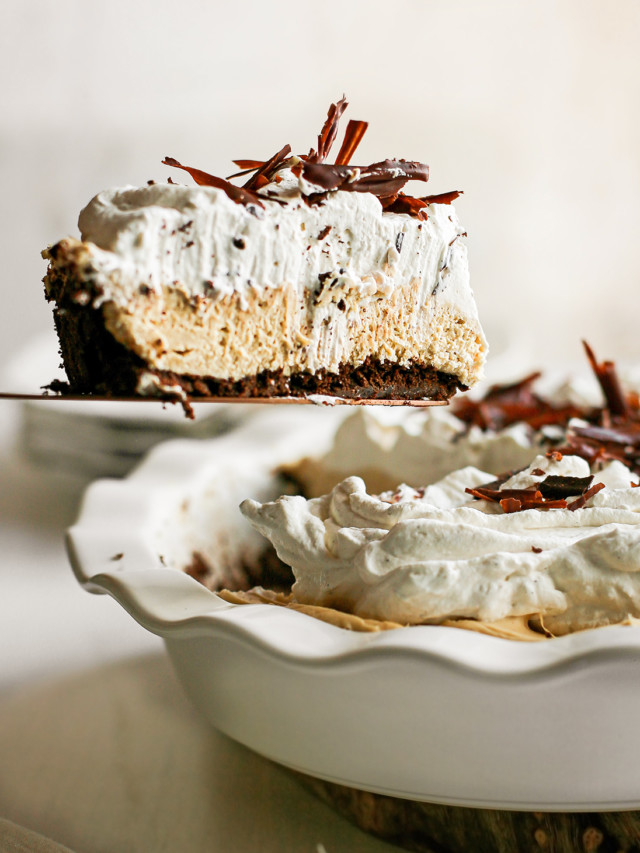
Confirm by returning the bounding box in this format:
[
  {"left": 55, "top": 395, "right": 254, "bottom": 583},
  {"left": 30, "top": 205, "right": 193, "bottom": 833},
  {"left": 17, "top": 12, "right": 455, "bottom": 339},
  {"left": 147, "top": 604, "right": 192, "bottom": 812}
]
[
  {"left": 217, "top": 587, "right": 549, "bottom": 642},
  {"left": 101, "top": 277, "right": 485, "bottom": 384}
]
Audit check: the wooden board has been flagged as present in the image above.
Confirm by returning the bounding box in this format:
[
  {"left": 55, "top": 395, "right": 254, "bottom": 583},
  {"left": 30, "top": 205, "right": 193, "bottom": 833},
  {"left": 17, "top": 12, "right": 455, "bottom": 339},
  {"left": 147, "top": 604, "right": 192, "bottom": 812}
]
[{"left": 298, "top": 774, "right": 640, "bottom": 853}]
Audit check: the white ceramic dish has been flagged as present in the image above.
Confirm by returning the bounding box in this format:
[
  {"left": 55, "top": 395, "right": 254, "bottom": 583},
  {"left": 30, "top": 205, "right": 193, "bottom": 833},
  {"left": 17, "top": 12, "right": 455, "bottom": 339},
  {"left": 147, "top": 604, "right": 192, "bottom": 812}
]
[{"left": 67, "top": 410, "right": 640, "bottom": 811}]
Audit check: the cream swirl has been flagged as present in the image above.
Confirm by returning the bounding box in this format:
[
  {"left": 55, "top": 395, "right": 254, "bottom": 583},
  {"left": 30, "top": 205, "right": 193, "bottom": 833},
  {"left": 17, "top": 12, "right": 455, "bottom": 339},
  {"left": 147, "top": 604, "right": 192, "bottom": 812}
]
[{"left": 241, "top": 453, "right": 640, "bottom": 634}]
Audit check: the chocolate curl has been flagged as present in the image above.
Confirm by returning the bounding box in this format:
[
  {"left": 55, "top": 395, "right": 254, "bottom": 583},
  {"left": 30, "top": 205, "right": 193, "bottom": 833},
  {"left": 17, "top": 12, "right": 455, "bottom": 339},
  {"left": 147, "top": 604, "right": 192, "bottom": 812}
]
[
  {"left": 382, "top": 194, "right": 430, "bottom": 220},
  {"left": 465, "top": 487, "right": 543, "bottom": 503},
  {"left": 466, "top": 486, "right": 569, "bottom": 513},
  {"left": 571, "top": 423, "right": 640, "bottom": 448},
  {"left": 162, "top": 157, "right": 264, "bottom": 210},
  {"left": 302, "top": 159, "right": 430, "bottom": 199},
  {"left": 419, "top": 190, "right": 463, "bottom": 205},
  {"left": 232, "top": 159, "right": 264, "bottom": 169},
  {"left": 309, "top": 96, "right": 349, "bottom": 164},
  {"left": 334, "top": 120, "right": 369, "bottom": 166},
  {"left": 567, "top": 482, "right": 605, "bottom": 511},
  {"left": 583, "top": 340, "right": 630, "bottom": 418},
  {"left": 454, "top": 372, "right": 588, "bottom": 433},
  {"left": 226, "top": 159, "right": 265, "bottom": 179},
  {"left": 243, "top": 144, "right": 292, "bottom": 191},
  {"left": 519, "top": 498, "right": 568, "bottom": 510}
]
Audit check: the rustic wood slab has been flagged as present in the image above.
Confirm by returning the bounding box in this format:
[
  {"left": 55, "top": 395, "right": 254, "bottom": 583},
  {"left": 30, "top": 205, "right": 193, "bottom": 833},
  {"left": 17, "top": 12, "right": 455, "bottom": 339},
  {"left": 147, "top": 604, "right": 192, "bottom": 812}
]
[{"left": 296, "top": 773, "right": 640, "bottom": 853}]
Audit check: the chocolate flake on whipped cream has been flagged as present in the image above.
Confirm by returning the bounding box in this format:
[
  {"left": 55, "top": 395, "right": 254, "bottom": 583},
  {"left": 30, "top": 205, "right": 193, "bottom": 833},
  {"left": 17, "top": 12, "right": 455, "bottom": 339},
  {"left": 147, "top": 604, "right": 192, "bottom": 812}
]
[
  {"left": 466, "top": 470, "right": 599, "bottom": 514},
  {"left": 566, "top": 482, "right": 605, "bottom": 511},
  {"left": 459, "top": 342, "right": 640, "bottom": 514},
  {"left": 162, "top": 97, "right": 459, "bottom": 221},
  {"left": 537, "top": 475, "right": 594, "bottom": 500},
  {"left": 465, "top": 482, "right": 571, "bottom": 513},
  {"left": 243, "top": 144, "right": 293, "bottom": 192},
  {"left": 454, "top": 341, "right": 640, "bottom": 476}
]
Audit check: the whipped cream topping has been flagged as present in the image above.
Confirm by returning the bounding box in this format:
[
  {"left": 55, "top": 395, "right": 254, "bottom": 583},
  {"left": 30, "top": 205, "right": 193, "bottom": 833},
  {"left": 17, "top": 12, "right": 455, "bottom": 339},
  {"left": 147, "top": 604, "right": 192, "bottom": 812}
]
[
  {"left": 241, "top": 452, "right": 640, "bottom": 634},
  {"left": 79, "top": 177, "right": 471, "bottom": 310},
  {"left": 72, "top": 171, "right": 486, "bottom": 385},
  {"left": 305, "top": 406, "right": 540, "bottom": 495}
]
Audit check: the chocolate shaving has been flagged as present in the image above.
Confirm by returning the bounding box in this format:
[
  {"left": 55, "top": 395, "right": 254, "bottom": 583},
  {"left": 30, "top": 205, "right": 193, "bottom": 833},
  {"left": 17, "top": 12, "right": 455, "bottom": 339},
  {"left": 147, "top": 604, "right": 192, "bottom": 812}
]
[
  {"left": 226, "top": 160, "right": 265, "bottom": 179},
  {"left": 161, "top": 97, "right": 461, "bottom": 221},
  {"left": 548, "top": 344, "right": 640, "bottom": 476},
  {"left": 522, "top": 499, "right": 568, "bottom": 509},
  {"left": 232, "top": 159, "right": 265, "bottom": 169},
  {"left": 500, "top": 498, "right": 522, "bottom": 514},
  {"left": 383, "top": 193, "right": 430, "bottom": 220},
  {"left": 243, "top": 144, "right": 292, "bottom": 191},
  {"left": 567, "top": 482, "right": 605, "bottom": 511},
  {"left": 162, "top": 157, "right": 264, "bottom": 212},
  {"left": 382, "top": 190, "right": 462, "bottom": 219},
  {"left": 453, "top": 372, "right": 588, "bottom": 432},
  {"left": 531, "top": 546, "right": 543, "bottom": 554},
  {"left": 571, "top": 423, "right": 640, "bottom": 447},
  {"left": 308, "top": 96, "right": 349, "bottom": 164},
  {"left": 301, "top": 158, "right": 430, "bottom": 200},
  {"left": 537, "top": 475, "right": 594, "bottom": 500},
  {"left": 420, "top": 190, "right": 463, "bottom": 205},
  {"left": 465, "top": 461, "right": 605, "bottom": 515},
  {"left": 335, "top": 119, "right": 369, "bottom": 166},
  {"left": 466, "top": 487, "right": 542, "bottom": 503},
  {"left": 583, "top": 340, "right": 630, "bottom": 418},
  {"left": 466, "top": 484, "right": 569, "bottom": 512}
]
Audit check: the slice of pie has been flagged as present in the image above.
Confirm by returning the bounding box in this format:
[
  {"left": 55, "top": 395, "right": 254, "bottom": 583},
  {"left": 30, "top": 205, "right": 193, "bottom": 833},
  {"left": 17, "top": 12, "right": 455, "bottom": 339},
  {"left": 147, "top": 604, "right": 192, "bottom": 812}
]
[{"left": 43, "top": 98, "right": 487, "bottom": 404}]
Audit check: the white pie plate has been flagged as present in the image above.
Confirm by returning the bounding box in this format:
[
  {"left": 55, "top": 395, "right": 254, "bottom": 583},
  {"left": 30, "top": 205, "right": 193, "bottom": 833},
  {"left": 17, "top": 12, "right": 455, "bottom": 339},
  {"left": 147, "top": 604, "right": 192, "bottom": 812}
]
[{"left": 67, "top": 409, "right": 640, "bottom": 812}]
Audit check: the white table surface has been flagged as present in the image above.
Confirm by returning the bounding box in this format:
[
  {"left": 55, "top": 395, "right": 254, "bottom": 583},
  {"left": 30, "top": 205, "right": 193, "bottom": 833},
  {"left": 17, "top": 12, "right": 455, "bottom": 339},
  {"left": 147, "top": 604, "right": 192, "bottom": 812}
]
[{"left": 0, "top": 402, "right": 395, "bottom": 853}]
